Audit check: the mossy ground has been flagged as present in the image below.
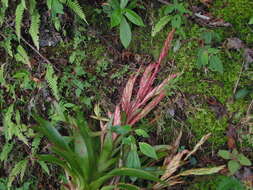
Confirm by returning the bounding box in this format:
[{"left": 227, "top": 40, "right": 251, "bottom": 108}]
[{"left": 129, "top": 1, "right": 252, "bottom": 150}]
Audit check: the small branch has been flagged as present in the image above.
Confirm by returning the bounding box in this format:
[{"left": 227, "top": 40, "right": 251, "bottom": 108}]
[
  {"left": 247, "top": 99, "right": 253, "bottom": 116},
  {"left": 20, "top": 35, "right": 52, "bottom": 65},
  {"left": 157, "top": 0, "right": 170, "bottom": 5},
  {"left": 233, "top": 61, "right": 245, "bottom": 94}
]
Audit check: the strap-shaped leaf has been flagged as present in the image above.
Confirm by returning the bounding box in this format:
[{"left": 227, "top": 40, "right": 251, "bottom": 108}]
[
  {"left": 124, "top": 8, "right": 144, "bottom": 26},
  {"left": 90, "top": 168, "right": 163, "bottom": 189},
  {"left": 101, "top": 183, "right": 140, "bottom": 190},
  {"left": 120, "top": 17, "right": 131, "bottom": 48},
  {"left": 152, "top": 15, "right": 171, "bottom": 37},
  {"left": 32, "top": 113, "right": 69, "bottom": 150}
]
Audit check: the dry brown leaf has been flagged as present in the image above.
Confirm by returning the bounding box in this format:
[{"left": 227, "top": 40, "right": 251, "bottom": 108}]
[{"left": 184, "top": 133, "right": 211, "bottom": 160}]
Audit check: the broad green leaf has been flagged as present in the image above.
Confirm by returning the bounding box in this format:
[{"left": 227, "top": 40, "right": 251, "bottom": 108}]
[
  {"left": 199, "top": 49, "right": 209, "bottom": 66},
  {"left": 218, "top": 150, "right": 231, "bottom": 160},
  {"left": 171, "top": 14, "right": 181, "bottom": 28},
  {"left": 124, "top": 9, "right": 144, "bottom": 26},
  {"left": 52, "top": 0, "right": 64, "bottom": 14},
  {"left": 209, "top": 55, "right": 223, "bottom": 74},
  {"left": 164, "top": 5, "right": 175, "bottom": 14},
  {"left": 139, "top": 142, "right": 158, "bottom": 159},
  {"left": 151, "top": 15, "right": 171, "bottom": 37},
  {"left": 217, "top": 176, "right": 245, "bottom": 190},
  {"left": 112, "top": 125, "right": 131, "bottom": 135},
  {"left": 120, "top": 0, "right": 129, "bottom": 9},
  {"left": 249, "top": 17, "right": 253, "bottom": 24},
  {"left": 235, "top": 89, "right": 250, "bottom": 99},
  {"left": 238, "top": 154, "right": 251, "bottom": 166},
  {"left": 201, "top": 31, "right": 213, "bottom": 44},
  {"left": 109, "top": 0, "right": 120, "bottom": 9},
  {"left": 111, "top": 9, "right": 122, "bottom": 27},
  {"left": 135, "top": 129, "right": 149, "bottom": 138},
  {"left": 120, "top": 17, "right": 131, "bottom": 48},
  {"left": 228, "top": 160, "right": 240, "bottom": 174},
  {"left": 126, "top": 150, "right": 141, "bottom": 168}
]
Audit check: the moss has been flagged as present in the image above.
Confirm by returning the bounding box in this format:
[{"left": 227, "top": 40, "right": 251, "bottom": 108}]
[
  {"left": 212, "top": 0, "right": 253, "bottom": 44},
  {"left": 187, "top": 108, "right": 227, "bottom": 147}
]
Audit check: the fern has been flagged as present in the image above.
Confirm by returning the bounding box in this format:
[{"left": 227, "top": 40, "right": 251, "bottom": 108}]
[
  {"left": 0, "top": 142, "right": 14, "bottom": 162},
  {"left": 0, "top": 0, "right": 8, "bottom": 25},
  {"left": 0, "top": 63, "right": 6, "bottom": 86},
  {"left": 29, "top": 10, "right": 40, "bottom": 50},
  {"left": 45, "top": 64, "right": 60, "bottom": 101},
  {"left": 65, "top": 0, "right": 88, "bottom": 24},
  {"left": 15, "top": 1, "right": 26, "bottom": 41},
  {"left": 3, "top": 104, "right": 15, "bottom": 140},
  {"left": 15, "top": 45, "right": 31, "bottom": 68},
  {"left": 0, "top": 37, "right": 13, "bottom": 57},
  {"left": 7, "top": 159, "right": 28, "bottom": 188}
]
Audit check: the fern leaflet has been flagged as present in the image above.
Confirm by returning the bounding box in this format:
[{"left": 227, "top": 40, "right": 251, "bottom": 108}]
[
  {"left": 15, "top": 45, "right": 31, "bottom": 68},
  {"left": 65, "top": 0, "right": 87, "bottom": 24},
  {"left": 45, "top": 64, "right": 60, "bottom": 101},
  {"left": 7, "top": 159, "right": 28, "bottom": 188},
  {"left": 29, "top": 10, "right": 40, "bottom": 50},
  {"left": 0, "top": 142, "right": 13, "bottom": 162},
  {"left": 0, "top": 0, "right": 8, "bottom": 25},
  {"left": 15, "top": 2, "right": 25, "bottom": 41}
]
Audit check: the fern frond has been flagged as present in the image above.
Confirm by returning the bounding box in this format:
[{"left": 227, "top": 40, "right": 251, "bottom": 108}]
[
  {"left": 45, "top": 64, "right": 60, "bottom": 101},
  {"left": 15, "top": 45, "right": 31, "bottom": 68},
  {"left": 29, "top": 10, "right": 40, "bottom": 50},
  {"left": 0, "top": 37, "right": 13, "bottom": 57},
  {"left": 0, "top": 142, "right": 13, "bottom": 162},
  {"left": 7, "top": 159, "right": 28, "bottom": 188},
  {"left": 15, "top": 2, "right": 25, "bottom": 41},
  {"left": 29, "top": 0, "right": 36, "bottom": 13},
  {"left": 3, "top": 104, "right": 15, "bottom": 140},
  {"left": 65, "top": 0, "right": 88, "bottom": 24},
  {"left": 0, "top": 0, "right": 9, "bottom": 25}
]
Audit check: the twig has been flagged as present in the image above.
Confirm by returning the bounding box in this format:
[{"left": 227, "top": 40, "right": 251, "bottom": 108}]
[
  {"left": 20, "top": 35, "right": 52, "bottom": 65},
  {"left": 157, "top": 0, "right": 170, "bottom": 5},
  {"left": 233, "top": 61, "right": 245, "bottom": 94},
  {"left": 247, "top": 99, "right": 253, "bottom": 116}
]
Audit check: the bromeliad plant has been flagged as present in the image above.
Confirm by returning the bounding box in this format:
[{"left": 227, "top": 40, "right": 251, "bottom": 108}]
[
  {"left": 33, "top": 30, "right": 225, "bottom": 189},
  {"left": 33, "top": 30, "right": 177, "bottom": 190},
  {"left": 103, "top": 0, "right": 145, "bottom": 48},
  {"left": 33, "top": 112, "right": 162, "bottom": 190}
]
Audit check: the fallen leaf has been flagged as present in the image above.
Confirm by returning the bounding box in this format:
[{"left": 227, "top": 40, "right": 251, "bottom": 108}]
[
  {"left": 243, "top": 48, "right": 253, "bottom": 64},
  {"left": 226, "top": 38, "right": 245, "bottom": 50}
]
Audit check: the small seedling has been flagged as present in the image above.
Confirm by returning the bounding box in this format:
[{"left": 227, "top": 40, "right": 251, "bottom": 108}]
[
  {"left": 196, "top": 31, "right": 223, "bottom": 74},
  {"left": 103, "top": 0, "right": 145, "bottom": 48},
  {"left": 218, "top": 149, "right": 252, "bottom": 175}
]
